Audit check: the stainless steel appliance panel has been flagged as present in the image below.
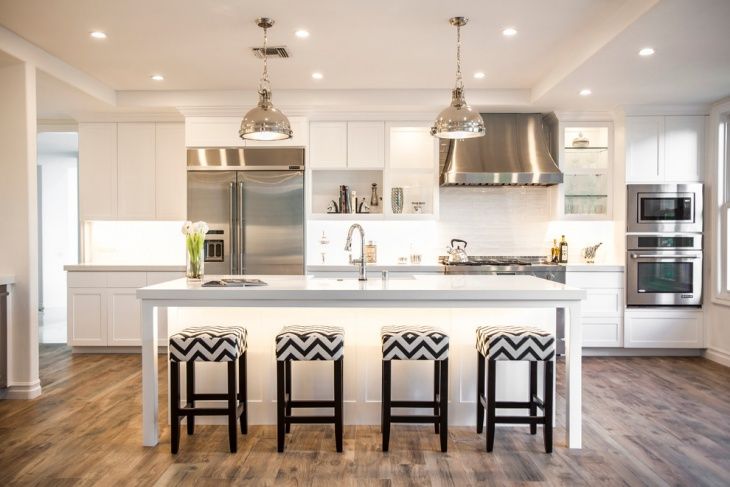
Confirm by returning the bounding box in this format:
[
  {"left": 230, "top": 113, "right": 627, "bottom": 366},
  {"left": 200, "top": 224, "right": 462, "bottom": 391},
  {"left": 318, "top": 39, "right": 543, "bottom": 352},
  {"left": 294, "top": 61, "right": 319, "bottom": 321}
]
[
  {"left": 626, "top": 249, "right": 702, "bottom": 306},
  {"left": 187, "top": 171, "right": 237, "bottom": 275},
  {"left": 187, "top": 147, "right": 304, "bottom": 170},
  {"left": 627, "top": 183, "right": 703, "bottom": 233},
  {"left": 239, "top": 171, "right": 304, "bottom": 275}
]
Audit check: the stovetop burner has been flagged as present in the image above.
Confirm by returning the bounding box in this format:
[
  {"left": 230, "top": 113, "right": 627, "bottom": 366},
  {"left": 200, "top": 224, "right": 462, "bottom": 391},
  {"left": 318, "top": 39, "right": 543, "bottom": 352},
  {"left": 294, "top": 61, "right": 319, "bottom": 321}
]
[{"left": 440, "top": 255, "right": 552, "bottom": 266}]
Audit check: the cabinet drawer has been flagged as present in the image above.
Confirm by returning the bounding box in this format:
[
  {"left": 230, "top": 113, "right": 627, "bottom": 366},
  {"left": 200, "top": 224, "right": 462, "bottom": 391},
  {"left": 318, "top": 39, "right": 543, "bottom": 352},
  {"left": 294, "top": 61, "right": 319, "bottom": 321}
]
[
  {"left": 566, "top": 272, "right": 623, "bottom": 289},
  {"left": 107, "top": 272, "right": 147, "bottom": 288},
  {"left": 582, "top": 317, "right": 622, "bottom": 347},
  {"left": 583, "top": 289, "right": 623, "bottom": 316},
  {"left": 624, "top": 310, "right": 704, "bottom": 348},
  {"left": 68, "top": 272, "right": 107, "bottom": 288}
]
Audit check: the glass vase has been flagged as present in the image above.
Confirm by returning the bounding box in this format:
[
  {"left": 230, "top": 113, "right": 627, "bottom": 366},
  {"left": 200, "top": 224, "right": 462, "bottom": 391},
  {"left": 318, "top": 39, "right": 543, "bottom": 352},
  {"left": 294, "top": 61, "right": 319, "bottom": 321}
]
[
  {"left": 186, "top": 234, "right": 205, "bottom": 281},
  {"left": 391, "top": 187, "right": 404, "bottom": 214}
]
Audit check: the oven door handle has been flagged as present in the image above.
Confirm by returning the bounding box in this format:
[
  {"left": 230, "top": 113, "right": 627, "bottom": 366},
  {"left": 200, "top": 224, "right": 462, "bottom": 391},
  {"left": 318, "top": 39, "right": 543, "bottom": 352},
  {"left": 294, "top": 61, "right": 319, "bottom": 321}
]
[{"left": 630, "top": 253, "right": 699, "bottom": 259}]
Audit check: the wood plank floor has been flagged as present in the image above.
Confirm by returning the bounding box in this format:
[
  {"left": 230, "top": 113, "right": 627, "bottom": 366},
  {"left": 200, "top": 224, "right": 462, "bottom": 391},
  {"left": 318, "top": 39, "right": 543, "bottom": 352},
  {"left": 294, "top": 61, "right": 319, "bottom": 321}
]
[{"left": 1, "top": 346, "right": 729, "bottom": 486}]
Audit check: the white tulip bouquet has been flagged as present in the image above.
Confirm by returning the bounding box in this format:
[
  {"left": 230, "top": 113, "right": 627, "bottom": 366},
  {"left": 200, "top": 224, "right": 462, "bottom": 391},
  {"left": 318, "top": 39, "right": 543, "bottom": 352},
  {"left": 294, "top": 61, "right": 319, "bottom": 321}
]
[{"left": 182, "top": 221, "right": 209, "bottom": 280}]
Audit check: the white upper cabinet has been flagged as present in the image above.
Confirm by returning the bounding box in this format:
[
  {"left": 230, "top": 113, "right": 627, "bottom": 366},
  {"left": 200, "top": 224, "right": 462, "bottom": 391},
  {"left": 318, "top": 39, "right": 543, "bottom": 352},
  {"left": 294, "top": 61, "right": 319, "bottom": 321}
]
[
  {"left": 79, "top": 122, "right": 186, "bottom": 221},
  {"left": 155, "top": 123, "right": 187, "bottom": 220},
  {"left": 79, "top": 123, "right": 117, "bottom": 221},
  {"left": 117, "top": 123, "right": 156, "bottom": 219},
  {"left": 309, "top": 122, "right": 348, "bottom": 168},
  {"left": 387, "top": 124, "right": 437, "bottom": 170},
  {"left": 185, "top": 116, "right": 308, "bottom": 148},
  {"left": 663, "top": 116, "right": 705, "bottom": 182},
  {"left": 625, "top": 115, "right": 705, "bottom": 183},
  {"left": 347, "top": 122, "right": 385, "bottom": 168}
]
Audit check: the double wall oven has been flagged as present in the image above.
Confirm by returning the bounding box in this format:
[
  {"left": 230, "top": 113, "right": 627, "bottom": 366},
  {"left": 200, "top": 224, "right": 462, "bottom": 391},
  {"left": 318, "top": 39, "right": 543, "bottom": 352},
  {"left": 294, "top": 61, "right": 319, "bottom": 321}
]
[{"left": 626, "top": 184, "right": 703, "bottom": 307}]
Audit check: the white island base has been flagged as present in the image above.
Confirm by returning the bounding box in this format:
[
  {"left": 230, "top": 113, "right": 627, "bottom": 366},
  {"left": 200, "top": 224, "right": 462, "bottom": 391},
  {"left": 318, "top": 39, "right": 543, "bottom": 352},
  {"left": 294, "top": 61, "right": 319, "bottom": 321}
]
[{"left": 138, "top": 275, "right": 586, "bottom": 448}]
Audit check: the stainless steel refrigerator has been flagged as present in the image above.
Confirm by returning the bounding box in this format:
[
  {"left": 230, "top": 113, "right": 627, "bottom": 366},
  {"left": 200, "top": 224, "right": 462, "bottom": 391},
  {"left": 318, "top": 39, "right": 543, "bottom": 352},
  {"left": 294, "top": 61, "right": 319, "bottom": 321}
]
[{"left": 187, "top": 147, "right": 305, "bottom": 275}]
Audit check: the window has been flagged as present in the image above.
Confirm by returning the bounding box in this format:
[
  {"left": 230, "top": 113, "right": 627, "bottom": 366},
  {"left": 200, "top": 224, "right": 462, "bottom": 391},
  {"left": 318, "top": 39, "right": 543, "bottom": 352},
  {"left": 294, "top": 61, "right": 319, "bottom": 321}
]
[{"left": 718, "top": 112, "right": 730, "bottom": 298}]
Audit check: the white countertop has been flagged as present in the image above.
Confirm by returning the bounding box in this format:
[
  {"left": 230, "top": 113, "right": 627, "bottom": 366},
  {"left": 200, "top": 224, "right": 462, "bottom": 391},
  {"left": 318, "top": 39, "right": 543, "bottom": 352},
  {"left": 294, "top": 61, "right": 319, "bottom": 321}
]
[
  {"left": 137, "top": 274, "right": 586, "bottom": 302},
  {"left": 65, "top": 264, "right": 186, "bottom": 272},
  {"left": 0, "top": 275, "right": 14, "bottom": 285},
  {"left": 564, "top": 264, "right": 624, "bottom": 272},
  {"left": 308, "top": 263, "right": 624, "bottom": 272}
]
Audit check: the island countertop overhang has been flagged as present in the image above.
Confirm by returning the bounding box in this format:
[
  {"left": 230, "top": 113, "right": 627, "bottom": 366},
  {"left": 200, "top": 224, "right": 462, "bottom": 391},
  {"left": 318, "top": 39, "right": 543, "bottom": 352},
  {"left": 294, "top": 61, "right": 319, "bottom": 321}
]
[{"left": 136, "top": 274, "right": 587, "bottom": 302}]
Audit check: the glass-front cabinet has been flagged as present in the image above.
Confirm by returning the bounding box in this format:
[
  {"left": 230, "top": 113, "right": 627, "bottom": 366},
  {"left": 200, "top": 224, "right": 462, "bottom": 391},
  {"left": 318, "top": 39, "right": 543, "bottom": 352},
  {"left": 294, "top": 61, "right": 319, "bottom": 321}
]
[{"left": 558, "top": 122, "right": 613, "bottom": 220}]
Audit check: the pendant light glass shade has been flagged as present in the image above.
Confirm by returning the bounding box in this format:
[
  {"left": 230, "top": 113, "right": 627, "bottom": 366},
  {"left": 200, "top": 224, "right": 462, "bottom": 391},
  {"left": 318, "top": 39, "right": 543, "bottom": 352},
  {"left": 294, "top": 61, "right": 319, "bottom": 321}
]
[
  {"left": 431, "top": 17, "right": 485, "bottom": 139},
  {"left": 239, "top": 18, "right": 292, "bottom": 141}
]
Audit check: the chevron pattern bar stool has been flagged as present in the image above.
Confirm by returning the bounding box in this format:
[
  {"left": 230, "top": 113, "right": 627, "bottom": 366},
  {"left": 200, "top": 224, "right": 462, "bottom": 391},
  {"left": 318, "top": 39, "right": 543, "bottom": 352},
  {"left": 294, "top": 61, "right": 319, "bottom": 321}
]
[
  {"left": 275, "top": 325, "right": 344, "bottom": 453},
  {"left": 475, "top": 325, "right": 555, "bottom": 453},
  {"left": 169, "top": 326, "right": 248, "bottom": 454},
  {"left": 381, "top": 325, "right": 449, "bottom": 453}
]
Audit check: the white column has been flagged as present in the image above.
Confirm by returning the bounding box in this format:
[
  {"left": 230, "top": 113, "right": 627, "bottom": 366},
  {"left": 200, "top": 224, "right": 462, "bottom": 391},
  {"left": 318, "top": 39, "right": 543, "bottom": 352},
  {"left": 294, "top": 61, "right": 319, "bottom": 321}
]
[
  {"left": 0, "top": 59, "right": 40, "bottom": 399},
  {"left": 141, "top": 300, "right": 159, "bottom": 446},
  {"left": 565, "top": 300, "right": 583, "bottom": 448}
]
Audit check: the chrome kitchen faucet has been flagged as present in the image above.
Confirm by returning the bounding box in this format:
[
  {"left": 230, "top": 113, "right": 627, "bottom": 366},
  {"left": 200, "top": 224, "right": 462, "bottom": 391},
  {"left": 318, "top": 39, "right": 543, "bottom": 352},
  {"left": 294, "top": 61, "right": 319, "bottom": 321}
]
[{"left": 344, "top": 223, "right": 367, "bottom": 281}]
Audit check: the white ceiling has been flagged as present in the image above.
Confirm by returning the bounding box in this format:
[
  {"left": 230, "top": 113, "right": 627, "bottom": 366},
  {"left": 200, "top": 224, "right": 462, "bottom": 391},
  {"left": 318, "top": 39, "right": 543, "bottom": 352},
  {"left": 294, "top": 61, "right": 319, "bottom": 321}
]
[{"left": 1, "top": 0, "right": 729, "bottom": 117}]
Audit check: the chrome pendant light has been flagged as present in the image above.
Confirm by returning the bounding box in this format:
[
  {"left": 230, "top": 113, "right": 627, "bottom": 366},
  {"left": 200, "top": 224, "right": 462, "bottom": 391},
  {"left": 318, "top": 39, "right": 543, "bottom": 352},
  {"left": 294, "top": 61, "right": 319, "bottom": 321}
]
[
  {"left": 239, "top": 18, "right": 292, "bottom": 141},
  {"left": 431, "top": 17, "right": 485, "bottom": 139}
]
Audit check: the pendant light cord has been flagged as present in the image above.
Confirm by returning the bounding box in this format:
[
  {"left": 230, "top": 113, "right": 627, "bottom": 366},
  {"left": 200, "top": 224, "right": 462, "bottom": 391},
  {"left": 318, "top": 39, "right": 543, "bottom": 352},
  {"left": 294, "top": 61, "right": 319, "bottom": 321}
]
[
  {"left": 455, "top": 23, "right": 463, "bottom": 90},
  {"left": 259, "top": 24, "right": 271, "bottom": 93}
]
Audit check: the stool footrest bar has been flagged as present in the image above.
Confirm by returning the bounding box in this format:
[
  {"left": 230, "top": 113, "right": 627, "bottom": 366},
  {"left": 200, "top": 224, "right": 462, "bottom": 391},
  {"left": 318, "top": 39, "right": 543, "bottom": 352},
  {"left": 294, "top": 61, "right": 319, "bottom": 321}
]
[
  {"left": 390, "top": 400, "right": 438, "bottom": 408},
  {"left": 494, "top": 415, "right": 547, "bottom": 425},
  {"left": 288, "top": 400, "right": 336, "bottom": 408},
  {"left": 285, "top": 415, "right": 336, "bottom": 424}
]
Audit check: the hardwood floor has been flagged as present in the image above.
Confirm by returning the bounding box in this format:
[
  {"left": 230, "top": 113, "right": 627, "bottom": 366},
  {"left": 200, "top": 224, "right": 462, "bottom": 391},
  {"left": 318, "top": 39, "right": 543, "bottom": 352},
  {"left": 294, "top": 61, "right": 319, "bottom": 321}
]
[{"left": 1, "top": 346, "right": 729, "bottom": 486}]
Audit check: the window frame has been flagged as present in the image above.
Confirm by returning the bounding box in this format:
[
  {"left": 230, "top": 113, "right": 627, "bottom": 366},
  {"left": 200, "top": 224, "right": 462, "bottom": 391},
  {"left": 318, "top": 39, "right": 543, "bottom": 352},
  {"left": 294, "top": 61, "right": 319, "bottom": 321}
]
[{"left": 716, "top": 110, "right": 730, "bottom": 302}]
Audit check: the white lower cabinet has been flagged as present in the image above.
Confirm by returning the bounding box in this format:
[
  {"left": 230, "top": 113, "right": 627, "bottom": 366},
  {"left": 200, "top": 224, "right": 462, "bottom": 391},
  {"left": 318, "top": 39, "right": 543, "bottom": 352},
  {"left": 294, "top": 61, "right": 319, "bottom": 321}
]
[
  {"left": 67, "top": 271, "right": 183, "bottom": 347},
  {"left": 624, "top": 308, "right": 704, "bottom": 348},
  {"left": 566, "top": 270, "right": 624, "bottom": 348}
]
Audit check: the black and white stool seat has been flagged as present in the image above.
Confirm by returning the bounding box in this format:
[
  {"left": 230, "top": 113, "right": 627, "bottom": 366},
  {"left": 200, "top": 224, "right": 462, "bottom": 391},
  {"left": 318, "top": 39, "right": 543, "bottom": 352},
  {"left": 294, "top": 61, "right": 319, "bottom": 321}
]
[
  {"left": 476, "top": 325, "right": 555, "bottom": 361},
  {"left": 381, "top": 325, "right": 449, "bottom": 361},
  {"left": 275, "top": 325, "right": 344, "bottom": 361},
  {"left": 169, "top": 326, "right": 247, "bottom": 362}
]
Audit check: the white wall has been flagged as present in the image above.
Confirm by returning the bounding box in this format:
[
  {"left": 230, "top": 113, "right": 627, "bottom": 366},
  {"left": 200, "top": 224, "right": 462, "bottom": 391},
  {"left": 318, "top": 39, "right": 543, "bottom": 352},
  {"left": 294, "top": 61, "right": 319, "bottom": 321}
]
[
  {"left": 83, "top": 220, "right": 185, "bottom": 265},
  {"left": 37, "top": 132, "right": 78, "bottom": 309},
  {"left": 0, "top": 60, "right": 40, "bottom": 398},
  {"left": 308, "top": 187, "right": 621, "bottom": 266},
  {"left": 705, "top": 97, "right": 730, "bottom": 367}
]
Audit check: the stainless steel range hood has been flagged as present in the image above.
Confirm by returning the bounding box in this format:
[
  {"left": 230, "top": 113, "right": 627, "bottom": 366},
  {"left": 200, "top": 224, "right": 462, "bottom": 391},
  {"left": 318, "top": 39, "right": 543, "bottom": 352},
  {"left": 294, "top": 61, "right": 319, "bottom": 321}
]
[{"left": 440, "top": 113, "right": 562, "bottom": 186}]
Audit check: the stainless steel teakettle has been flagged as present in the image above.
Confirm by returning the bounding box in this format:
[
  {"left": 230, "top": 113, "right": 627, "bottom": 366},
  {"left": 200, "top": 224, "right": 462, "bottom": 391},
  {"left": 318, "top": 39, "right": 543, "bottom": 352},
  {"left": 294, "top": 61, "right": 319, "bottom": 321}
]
[{"left": 446, "top": 239, "right": 469, "bottom": 264}]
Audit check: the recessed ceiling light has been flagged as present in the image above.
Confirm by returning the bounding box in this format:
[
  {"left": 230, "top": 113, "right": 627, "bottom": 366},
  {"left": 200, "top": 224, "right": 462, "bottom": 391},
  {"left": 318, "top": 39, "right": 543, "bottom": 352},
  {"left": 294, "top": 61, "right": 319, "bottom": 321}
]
[
  {"left": 89, "top": 31, "right": 107, "bottom": 39},
  {"left": 502, "top": 27, "right": 518, "bottom": 37},
  {"left": 638, "top": 47, "right": 655, "bottom": 57},
  {"left": 295, "top": 29, "right": 310, "bottom": 39},
  {"left": 579, "top": 88, "right": 592, "bottom": 96},
  {"left": 311, "top": 72, "right": 323, "bottom": 80},
  {"left": 473, "top": 72, "right": 486, "bottom": 79},
  {"left": 150, "top": 74, "right": 164, "bottom": 81}
]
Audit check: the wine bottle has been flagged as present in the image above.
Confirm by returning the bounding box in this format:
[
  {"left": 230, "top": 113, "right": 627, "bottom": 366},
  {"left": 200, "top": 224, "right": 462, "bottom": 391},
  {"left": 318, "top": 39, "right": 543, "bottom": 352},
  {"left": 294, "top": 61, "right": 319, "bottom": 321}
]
[{"left": 559, "top": 235, "right": 568, "bottom": 264}]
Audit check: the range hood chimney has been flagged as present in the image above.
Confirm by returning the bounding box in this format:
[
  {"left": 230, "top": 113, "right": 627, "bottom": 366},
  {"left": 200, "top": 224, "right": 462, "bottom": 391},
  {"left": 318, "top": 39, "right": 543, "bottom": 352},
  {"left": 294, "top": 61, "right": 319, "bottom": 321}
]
[{"left": 439, "top": 113, "right": 562, "bottom": 186}]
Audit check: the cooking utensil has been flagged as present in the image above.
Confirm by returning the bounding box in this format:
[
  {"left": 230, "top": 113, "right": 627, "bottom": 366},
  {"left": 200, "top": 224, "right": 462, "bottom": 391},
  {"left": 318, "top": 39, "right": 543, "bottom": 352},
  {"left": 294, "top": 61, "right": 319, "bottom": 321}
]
[{"left": 446, "top": 239, "right": 469, "bottom": 263}]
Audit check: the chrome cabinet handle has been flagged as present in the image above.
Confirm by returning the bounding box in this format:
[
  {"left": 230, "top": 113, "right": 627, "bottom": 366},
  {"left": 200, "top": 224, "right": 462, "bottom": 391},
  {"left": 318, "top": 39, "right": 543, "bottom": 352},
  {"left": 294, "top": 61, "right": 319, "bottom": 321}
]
[
  {"left": 630, "top": 253, "right": 699, "bottom": 259},
  {"left": 238, "top": 181, "right": 244, "bottom": 275},
  {"left": 229, "top": 182, "right": 236, "bottom": 275}
]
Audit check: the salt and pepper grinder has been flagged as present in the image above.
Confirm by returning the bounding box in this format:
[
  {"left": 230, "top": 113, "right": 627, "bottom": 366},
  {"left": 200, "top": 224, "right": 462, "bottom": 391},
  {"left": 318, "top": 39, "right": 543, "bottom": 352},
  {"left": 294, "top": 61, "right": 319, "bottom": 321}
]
[{"left": 370, "top": 183, "right": 379, "bottom": 207}]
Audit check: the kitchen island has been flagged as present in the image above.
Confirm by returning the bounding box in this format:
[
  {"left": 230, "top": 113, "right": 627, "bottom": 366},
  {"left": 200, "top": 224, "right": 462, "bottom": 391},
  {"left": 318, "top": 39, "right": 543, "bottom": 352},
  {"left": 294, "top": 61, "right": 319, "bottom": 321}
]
[{"left": 138, "top": 274, "right": 586, "bottom": 448}]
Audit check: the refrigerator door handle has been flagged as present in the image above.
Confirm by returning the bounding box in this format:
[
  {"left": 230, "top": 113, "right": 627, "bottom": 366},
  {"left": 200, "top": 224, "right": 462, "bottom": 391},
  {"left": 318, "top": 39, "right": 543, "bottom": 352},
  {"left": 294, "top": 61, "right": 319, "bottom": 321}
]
[
  {"left": 238, "top": 181, "right": 245, "bottom": 275},
  {"left": 229, "top": 182, "right": 236, "bottom": 275}
]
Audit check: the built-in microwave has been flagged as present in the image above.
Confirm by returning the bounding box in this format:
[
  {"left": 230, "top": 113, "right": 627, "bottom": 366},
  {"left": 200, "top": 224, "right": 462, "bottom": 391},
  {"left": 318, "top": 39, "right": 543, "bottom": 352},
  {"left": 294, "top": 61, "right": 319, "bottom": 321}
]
[
  {"left": 627, "top": 183, "right": 703, "bottom": 234},
  {"left": 626, "top": 234, "right": 702, "bottom": 307}
]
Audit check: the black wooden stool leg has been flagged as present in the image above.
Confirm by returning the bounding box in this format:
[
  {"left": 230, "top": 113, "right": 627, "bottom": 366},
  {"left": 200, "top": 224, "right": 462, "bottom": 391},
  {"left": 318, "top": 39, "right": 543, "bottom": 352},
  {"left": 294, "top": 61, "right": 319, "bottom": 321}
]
[
  {"left": 476, "top": 351, "right": 485, "bottom": 434},
  {"left": 334, "top": 358, "right": 344, "bottom": 453},
  {"left": 439, "top": 359, "right": 449, "bottom": 453},
  {"left": 486, "top": 359, "right": 496, "bottom": 452},
  {"left": 277, "top": 361, "right": 286, "bottom": 453},
  {"left": 227, "top": 361, "right": 237, "bottom": 453},
  {"left": 239, "top": 351, "right": 248, "bottom": 434},
  {"left": 434, "top": 360, "right": 440, "bottom": 434},
  {"left": 382, "top": 360, "right": 392, "bottom": 452},
  {"left": 170, "top": 361, "right": 181, "bottom": 454},
  {"left": 186, "top": 361, "right": 195, "bottom": 435},
  {"left": 544, "top": 360, "right": 554, "bottom": 453},
  {"left": 285, "top": 360, "right": 292, "bottom": 434},
  {"left": 529, "top": 361, "right": 538, "bottom": 435}
]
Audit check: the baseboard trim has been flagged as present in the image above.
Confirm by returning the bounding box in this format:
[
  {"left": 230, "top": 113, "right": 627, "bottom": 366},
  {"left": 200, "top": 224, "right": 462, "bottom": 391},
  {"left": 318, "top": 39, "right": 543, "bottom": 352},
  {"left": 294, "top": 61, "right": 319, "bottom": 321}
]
[
  {"left": 704, "top": 347, "right": 730, "bottom": 367},
  {"left": 582, "top": 348, "right": 703, "bottom": 357},
  {"left": 0, "top": 381, "right": 42, "bottom": 400},
  {"left": 72, "top": 346, "right": 168, "bottom": 354}
]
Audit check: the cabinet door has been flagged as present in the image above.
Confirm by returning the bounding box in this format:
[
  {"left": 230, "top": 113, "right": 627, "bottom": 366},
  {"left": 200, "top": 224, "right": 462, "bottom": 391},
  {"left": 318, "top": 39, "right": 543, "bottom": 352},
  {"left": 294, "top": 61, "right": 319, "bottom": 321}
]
[
  {"left": 107, "top": 288, "right": 141, "bottom": 346},
  {"left": 309, "top": 122, "right": 347, "bottom": 168},
  {"left": 67, "top": 288, "right": 107, "bottom": 346},
  {"left": 347, "top": 122, "right": 385, "bottom": 168},
  {"left": 185, "top": 117, "right": 245, "bottom": 147},
  {"left": 582, "top": 317, "right": 623, "bottom": 347},
  {"left": 79, "top": 123, "right": 117, "bottom": 220},
  {"left": 626, "top": 116, "right": 663, "bottom": 182},
  {"left": 155, "top": 123, "right": 187, "bottom": 219},
  {"left": 117, "top": 123, "right": 156, "bottom": 218},
  {"left": 387, "top": 125, "right": 437, "bottom": 170},
  {"left": 245, "top": 116, "right": 309, "bottom": 148},
  {"left": 624, "top": 310, "right": 704, "bottom": 348},
  {"left": 664, "top": 116, "right": 705, "bottom": 182}
]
